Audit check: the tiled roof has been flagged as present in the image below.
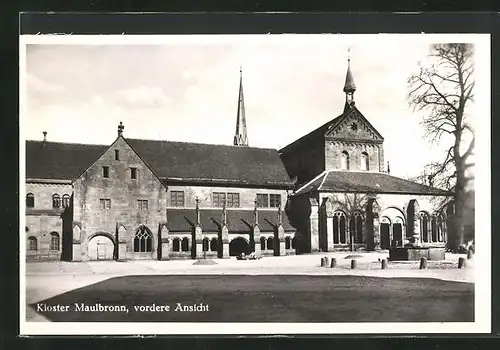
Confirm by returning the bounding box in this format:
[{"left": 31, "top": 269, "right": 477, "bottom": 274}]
[
  {"left": 25, "top": 139, "right": 294, "bottom": 188},
  {"left": 166, "top": 208, "right": 295, "bottom": 233},
  {"left": 25, "top": 141, "right": 107, "bottom": 181},
  {"left": 127, "top": 139, "right": 294, "bottom": 187},
  {"left": 294, "top": 170, "right": 452, "bottom": 196}
]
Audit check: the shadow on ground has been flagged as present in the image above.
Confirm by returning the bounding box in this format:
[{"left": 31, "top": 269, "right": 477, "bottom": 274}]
[{"left": 30, "top": 275, "right": 474, "bottom": 323}]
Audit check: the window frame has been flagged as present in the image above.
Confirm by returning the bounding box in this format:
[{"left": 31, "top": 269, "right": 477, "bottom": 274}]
[
  {"left": 102, "top": 166, "right": 110, "bottom": 178},
  {"left": 100, "top": 198, "right": 111, "bottom": 210},
  {"left": 213, "top": 192, "right": 227, "bottom": 207},
  {"left": 269, "top": 194, "right": 281, "bottom": 208},
  {"left": 114, "top": 149, "right": 120, "bottom": 161},
  {"left": 62, "top": 194, "right": 71, "bottom": 208},
  {"left": 226, "top": 192, "right": 240, "bottom": 208},
  {"left": 52, "top": 194, "right": 61, "bottom": 208},
  {"left": 170, "top": 191, "right": 185, "bottom": 207},
  {"left": 256, "top": 193, "right": 269, "bottom": 208},
  {"left": 28, "top": 236, "right": 38, "bottom": 251},
  {"left": 130, "top": 167, "right": 138, "bottom": 180},
  {"left": 50, "top": 232, "right": 60, "bottom": 251},
  {"left": 26, "top": 193, "right": 35, "bottom": 208}
]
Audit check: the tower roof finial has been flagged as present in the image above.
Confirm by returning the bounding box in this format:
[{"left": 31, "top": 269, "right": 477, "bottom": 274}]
[{"left": 343, "top": 48, "right": 356, "bottom": 94}]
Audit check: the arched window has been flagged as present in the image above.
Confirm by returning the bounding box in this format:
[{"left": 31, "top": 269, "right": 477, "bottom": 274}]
[
  {"left": 285, "top": 236, "right": 291, "bottom": 249},
  {"left": 50, "top": 232, "right": 60, "bottom": 251},
  {"left": 419, "top": 211, "right": 430, "bottom": 243},
  {"left": 340, "top": 151, "right": 350, "bottom": 170},
  {"left": 26, "top": 193, "right": 35, "bottom": 208},
  {"left": 52, "top": 194, "right": 61, "bottom": 208},
  {"left": 431, "top": 215, "right": 439, "bottom": 242},
  {"left": 267, "top": 237, "right": 274, "bottom": 251},
  {"left": 28, "top": 237, "right": 37, "bottom": 251},
  {"left": 260, "top": 237, "right": 266, "bottom": 250},
  {"left": 360, "top": 152, "right": 369, "bottom": 171},
  {"left": 62, "top": 194, "right": 71, "bottom": 208},
  {"left": 134, "top": 226, "right": 152, "bottom": 253},
  {"left": 202, "top": 238, "right": 209, "bottom": 252},
  {"left": 349, "top": 212, "right": 364, "bottom": 243},
  {"left": 172, "top": 238, "right": 180, "bottom": 252},
  {"left": 210, "top": 238, "right": 218, "bottom": 252},
  {"left": 333, "top": 211, "right": 347, "bottom": 244},
  {"left": 181, "top": 237, "right": 190, "bottom": 252},
  {"left": 292, "top": 237, "right": 297, "bottom": 249}
]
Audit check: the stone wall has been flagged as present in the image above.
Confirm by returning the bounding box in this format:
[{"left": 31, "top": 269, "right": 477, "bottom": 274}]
[
  {"left": 72, "top": 137, "right": 167, "bottom": 261},
  {"left": 25, "top": 182, "right": 72, "bottom": 261},
  {"left": 324, "top": 140, "right": 383, "bottom": 172}
]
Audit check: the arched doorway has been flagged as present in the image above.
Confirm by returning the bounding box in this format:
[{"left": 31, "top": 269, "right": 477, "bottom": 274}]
[
  {"left": 134, "top": 225, "right": 153, "bottom": 259},
  {"left": 229, "top": 236, "right": 250, "bottom": 256},
  {"left": 88, "top": 234, "right": 114, "bottom": 261}
]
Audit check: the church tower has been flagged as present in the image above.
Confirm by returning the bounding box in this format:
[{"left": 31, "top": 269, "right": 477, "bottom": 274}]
[
  {"left": 233, "top": 66, "right": 249, "bottom": 147},
  {"left": 343, "top": 51, "right": 356, "bottom": 112}
]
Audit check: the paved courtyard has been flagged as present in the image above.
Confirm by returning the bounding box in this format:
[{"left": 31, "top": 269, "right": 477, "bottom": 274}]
[{"left": 25, "top": 252, "right": 475, "bottom": 322}]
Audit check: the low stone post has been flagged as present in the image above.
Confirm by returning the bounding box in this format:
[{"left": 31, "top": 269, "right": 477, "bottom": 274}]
[
  {"left": 419, "top": 257, "right": 427, "bottom": 270},
  {"left": 467, "top": 249, "right": 473, "bottom": 260},
  {"left": 330, "top": 258, "right": 337, "bottom": 268},
  {"left": 351, "top": 259, "right": 357, "bottom": 269},
  {"left": 324, "top": 257, "right": 330, "bottom": 267},
  {"left": 458, "top": 257, "right": 467, "bottom": 269},
  {"left": 320, "top": 257, "right": 326, "bottom": 267},
  {"left": 381, "top": 259, "right": 387, "bottom": 270}
]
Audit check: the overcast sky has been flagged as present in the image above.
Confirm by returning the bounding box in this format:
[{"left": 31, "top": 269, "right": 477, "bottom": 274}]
[{"left": 22, "top": 35, "right": 486, "bottom": 180}]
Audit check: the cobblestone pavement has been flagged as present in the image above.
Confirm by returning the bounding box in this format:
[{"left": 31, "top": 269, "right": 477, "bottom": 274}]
[{"left": 24, "top": 252, "right": 475, "bottom": 322}]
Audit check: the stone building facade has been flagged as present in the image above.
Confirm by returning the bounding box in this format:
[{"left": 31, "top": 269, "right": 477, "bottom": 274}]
[
  {"left": 279, "top": 59, "right": 453, "bottom": 257},
  {"left": 24, "top": 69, "right": 296, "bottom": 262}
]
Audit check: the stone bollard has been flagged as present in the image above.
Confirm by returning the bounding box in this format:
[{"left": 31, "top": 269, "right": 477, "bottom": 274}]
[
  {"left": 330, "top": 258, "right": 337, "bottom": 268},
  {"left": 419, "top": 257, "right": 427, "bottom": 270},
  {"left": 351, "top": 259, "right": 357, "bottom": 269},
  {"left": 467, "top": 249, "right": 473, "bottom": 260},
  {"left": 324, "top": 257, "right": 330, "bottom": 267},
  {"left": 320, "top": 257, "right": 326, "bottom": 267},
  {"left": 381, "top": 259, "right": 387, "bottom": 270},
  {"left": 458, "top": 257, "right": 467, "bottom": 269}
]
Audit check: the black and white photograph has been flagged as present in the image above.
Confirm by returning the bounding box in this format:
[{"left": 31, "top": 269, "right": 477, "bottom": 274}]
[{"left": 19, "top": 32, "right": 490, "bottom": 335}]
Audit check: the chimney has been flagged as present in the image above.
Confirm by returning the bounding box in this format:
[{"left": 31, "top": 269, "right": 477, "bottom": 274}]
[
  {"left": 387, "top": 161, "right": 391, "bottom": 174},
  {"left": 42, "top": 131, "right": 47, "bottom": 142}
]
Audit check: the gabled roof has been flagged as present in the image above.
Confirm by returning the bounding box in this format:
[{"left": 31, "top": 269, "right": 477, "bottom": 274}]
[
  {"left": 127, "top": 139, "right": 294, "bottom": 187},
  {"left": 294, "top": 170, "right": 452, "bottom": 196},
  {"left": 166, "top": 208, "right": 295, "bottom": 233},
  {"left": 279, "top": 104, "right": 383, "bottom": 156},
  {"left": 25, "top": 141, "right": 108, "bottom": 181}
]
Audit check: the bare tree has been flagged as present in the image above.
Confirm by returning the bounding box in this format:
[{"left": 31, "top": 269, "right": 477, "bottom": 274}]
[{"left": 407, "top": 43, "right": 475, "bottom": 250}]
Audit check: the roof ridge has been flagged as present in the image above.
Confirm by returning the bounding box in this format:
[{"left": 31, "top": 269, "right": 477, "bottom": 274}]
[
  {"left": 26, "top": 140, "right": 109, "bottom": 147},
  {"left": 127, "top": 138, "right": 278, "bottom": 151}
]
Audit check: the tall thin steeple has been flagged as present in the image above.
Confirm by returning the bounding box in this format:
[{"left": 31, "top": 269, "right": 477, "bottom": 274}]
[
  {"left": 233, "top": 66, "right": 249, "bottom": 146},
  {"left": 343, "top": 48, "right": 356, "bottom": 110}
]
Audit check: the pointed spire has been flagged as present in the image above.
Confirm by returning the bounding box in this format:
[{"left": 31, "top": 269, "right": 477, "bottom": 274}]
[
  {"left": 234, "top": 66, "right": 249, "bottom": 146},
  {"left": 343, "top": 48, "right": 356, "bottom": 108}
]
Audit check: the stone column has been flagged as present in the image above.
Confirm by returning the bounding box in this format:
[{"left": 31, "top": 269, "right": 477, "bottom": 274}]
[
  {"left": 326, "top": 214, "right": 334, "bottom": 251},
  {"left": 373, "top": 216, "right": 381, "bottom": 250},
  {"left": 221, "top": 226, "right": 230, "bottom": 258},
  {"left": 253, "top": 225, "right": 261, "bottom": 258},
  {"left": 159, "top": 224, "right": 169, "bottom": 261},
  {"left": 195, "top": 226, "right": 204, "bottom": 259},
  {"left": 277, "top": 225, "right": 286, "bottom": 256},
  {"left": 72, "top": 224, "right": 82, "bottom": 261},
  {"left": 309, "top": 197, "right": 320, "bottom": 253}
]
